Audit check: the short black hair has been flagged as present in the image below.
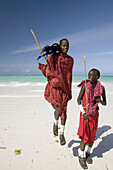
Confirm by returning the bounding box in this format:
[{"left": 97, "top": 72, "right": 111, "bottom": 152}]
[
  {"left": 59, "top": 38, "right": 69, "bottom": 45},
  {"left": 89, "top": 68, "right": 100, "bottom": 79}
]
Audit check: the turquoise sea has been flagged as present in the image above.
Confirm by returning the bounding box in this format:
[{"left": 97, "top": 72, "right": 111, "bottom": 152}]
[
  {"left": 0, "top": 75, "right": 46, "bottom": 83},
  {"left": 0, "top": 75, "right": 113, "bottom": 84},
  {"left": 0, "top": 75, "right": 112, "bottom": 97}
]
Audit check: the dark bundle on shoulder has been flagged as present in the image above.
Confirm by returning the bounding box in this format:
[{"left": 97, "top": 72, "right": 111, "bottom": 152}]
[
  {"left": 43, "top": 43, "right": 61, "bottom": 54},
  {"left": 37, "top": 43, "right": 61, "bottom": 70}
]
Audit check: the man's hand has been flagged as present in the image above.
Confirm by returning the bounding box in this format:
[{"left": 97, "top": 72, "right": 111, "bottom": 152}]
[
  {"left": 38, "top": 63, "right": 46, "bottom": 70},
  {"left": 38, "top": 63, "right": 42, "bottom": 70},
  {"left": 46, "top": 67, "right": 55, "bottom": 78}
]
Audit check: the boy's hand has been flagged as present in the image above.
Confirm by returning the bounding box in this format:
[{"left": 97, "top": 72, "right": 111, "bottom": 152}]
[
  {"left": 83, "top": 113, "right": 90, "bottom": 120},
  {"left": 95, "top": 96, "right": 101, "bottom": 103}
]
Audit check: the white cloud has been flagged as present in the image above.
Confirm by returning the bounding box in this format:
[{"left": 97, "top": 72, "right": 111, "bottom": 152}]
[
  {"left": 68, "top": 23, "right": 113, "bottom": 46},
  {"left": 12, "top": 37, "right": 60, "bottom": 54},
  {"left": 0, "top": 64, "right": 36, "bottom": 67},
  {"left": 86, "top": 51, "right": 113, "bottom": 56},
  {"left": 12, "top": 44, "right": 39, "bottom": 54},
  {"left": 12, "top": 23, "right": 113, "bottom": 54},
  {"left": 25, "top": 69, "right": 30, "bottom": 73}
]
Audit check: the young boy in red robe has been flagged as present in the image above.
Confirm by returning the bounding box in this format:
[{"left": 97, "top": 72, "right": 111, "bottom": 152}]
[
  {"left": 77, "top": 68, "right": 107, "bottom": 169},
  {"left": 38, "top": 39, "right": 74, "bottom": 145}
]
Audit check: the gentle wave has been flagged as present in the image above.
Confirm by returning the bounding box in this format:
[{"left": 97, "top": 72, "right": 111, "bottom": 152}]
[
  {"left": 0, "top": 95, "right": 43, "bottom": 97},
  {"left": 0, "top": 82, "right": 47, "bottom": 87},
  {"left": 0, "top": 82, "right": 111, "bottom": 87},
  {"left": 0, "top": 81, "right": 79, "bottom": 87},
  {"left": 0, "top": 81, "right": 112, "bottom": 89}
]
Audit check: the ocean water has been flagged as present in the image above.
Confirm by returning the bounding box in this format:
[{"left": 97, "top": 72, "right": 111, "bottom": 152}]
[
  {"left": 0, "top": 75, "right": 47, "bottom": 97},
  {"left": 0, "top": 75, "right": 113, "bottom": 83},
  {"left": 0, "top": 75, "right": 112, "bottom": 97},
  {"left": 0, "top": 75, "right": 46, "bottom": 83}
]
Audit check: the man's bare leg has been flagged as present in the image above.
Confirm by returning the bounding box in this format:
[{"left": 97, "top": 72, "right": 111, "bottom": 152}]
[
  {"left": 53, "top": 106, "right": 60, "bottom": 136},
  {"left": 59, "top": 119, "right": 66, "bottom": 145}
]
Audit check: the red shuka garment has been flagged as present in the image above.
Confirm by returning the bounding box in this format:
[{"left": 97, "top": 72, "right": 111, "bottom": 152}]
[
  {"left": 38, "top": 52, "right": 74, "bottom": 120},
  {"left": 77, "top": 81, "right": 103, "bottom": 144}
]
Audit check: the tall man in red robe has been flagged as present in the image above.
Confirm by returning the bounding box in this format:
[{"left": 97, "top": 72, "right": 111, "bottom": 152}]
[{"left": 38, "top": 39, "right": 74, "bottom": 145}]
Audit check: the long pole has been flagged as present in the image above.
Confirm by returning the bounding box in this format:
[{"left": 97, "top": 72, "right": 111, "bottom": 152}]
[
  {"left": 84, "top": 56, "right": 88, "bottom": 114},
  {"left": 31, "top": 29, "right": 49, "bottom": 67}
]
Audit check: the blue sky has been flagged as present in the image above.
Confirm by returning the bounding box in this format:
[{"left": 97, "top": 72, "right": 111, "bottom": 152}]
[{"left": 0, "top": 0, "right": 113, "bottom": 75}]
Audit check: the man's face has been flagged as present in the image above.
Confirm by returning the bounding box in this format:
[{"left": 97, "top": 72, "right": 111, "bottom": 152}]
[{"left": 60, "top": 40, "right": 69, "bottom": 54}]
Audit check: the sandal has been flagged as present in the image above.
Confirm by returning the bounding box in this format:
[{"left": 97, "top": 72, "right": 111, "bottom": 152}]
[
  {"left": 86, "top": 152, "right": 93, "bottom": 164},
  {"left": 78, "top": 156, "right": 88, "bottom": 169},
  {"left": 53, "top": 123, "right": 58, "bottom": 136},
  {"left": 59, "top": 134, "right": 66, "bottom": 145}
]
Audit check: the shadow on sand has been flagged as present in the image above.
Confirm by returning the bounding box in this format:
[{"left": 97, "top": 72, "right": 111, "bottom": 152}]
[
  {"left": 92, "top": 133, "right": 113, "bottom": 158},
  {"left": 95, "top": 125, "right": 111, "bottom": 140},
  {"left": 68, "top": 125, "right": 112, "bottom": 158}
]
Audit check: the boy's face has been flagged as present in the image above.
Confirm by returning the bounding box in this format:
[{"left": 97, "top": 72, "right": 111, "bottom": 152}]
[
  {"left": 60, "top": 40, "right": 69, "bottom": 54},
  {"left": 88, "top": 70, "right": 98, "bottom": 83}
]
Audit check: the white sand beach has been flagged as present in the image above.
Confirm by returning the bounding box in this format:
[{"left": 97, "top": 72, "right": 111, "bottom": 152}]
[{"left": 0, "top": 80, "right": 113, "bottom": 170}]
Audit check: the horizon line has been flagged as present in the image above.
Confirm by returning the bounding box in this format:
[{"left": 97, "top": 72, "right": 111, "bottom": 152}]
[{"left": 0, "top": 74, "right": 113, "bottom": 77}]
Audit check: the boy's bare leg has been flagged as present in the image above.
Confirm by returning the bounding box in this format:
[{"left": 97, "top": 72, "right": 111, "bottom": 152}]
[
  {"left": 86, "top": 144, "right": 93, "bottom": 164},
  {"left": 78, "top": 139, "right": 88, "bottom": 169},
  {"left": 80, "top": 138, "right": 86, "bottom": 151}
]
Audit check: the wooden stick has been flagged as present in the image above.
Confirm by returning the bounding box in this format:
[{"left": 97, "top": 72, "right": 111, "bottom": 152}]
[
  {"left": 31, "top": 29, "right": 49, "bottom": 67},
  {"left": 84, "top": 56, "right": 88, "bottom": 113}
]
